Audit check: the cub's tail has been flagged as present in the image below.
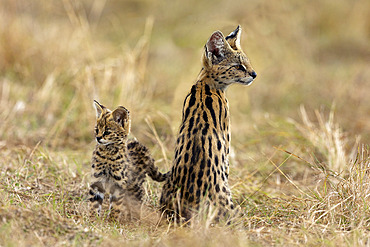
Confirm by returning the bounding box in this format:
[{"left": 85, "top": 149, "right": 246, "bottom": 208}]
[{"left": 127, "top": 139, "right": 169, "bottom": 182}]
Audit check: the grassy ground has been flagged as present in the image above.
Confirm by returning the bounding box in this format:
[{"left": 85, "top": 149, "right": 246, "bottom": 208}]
[{"left": 1, "top": 0, "right": 369, "bottom": 246}]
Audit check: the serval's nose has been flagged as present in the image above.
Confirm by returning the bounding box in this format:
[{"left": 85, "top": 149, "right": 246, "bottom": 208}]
[{"left": 249, "top": 71, "right": 257, "bottom": 79}]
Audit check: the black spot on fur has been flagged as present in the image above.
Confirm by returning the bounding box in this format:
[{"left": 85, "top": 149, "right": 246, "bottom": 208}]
[
  {"left": 189, "top": 185, "right": 194, "bottom": 194},
  {"left": 218, "top": 97, "right": 223, "bottom": 122},
  {"left": 179, "top": 144, "right": 184, "bottom": 154},
  {"left": 189, "top": 195, "right": 194, "bottom": 203},
  {"left": 203, "top": 111, "right": 208, "bottom": 122},
  {"left": 188, "top": 165, "right": 194, "bottom": 177},
  {"left": 215, "top": 184, "right": 220, "bottom": 193},
  {"left": 186, "top": 140, "right": 192, "bottom": 150},
  {"left": 184, "top": 108, "right": 190, "bottom": 121},
  {"left": 204, "top": 84, "right": 212, "bottom": 96},
  {"left": 179, "top": 124, "right": 185, "bottom": 134},
  {"left": 191, "top": 172, "right": 196, "bottom": 184},
  {"left": 184, "top": 153, "right": 189, "bottom": 163},
  {"left": 188, "top": 116, "right": 194, "bottom": 132},
  {"left": 208, "top": 136, "right": 213, "bottom": 158},
  {"left": 196, "top": 190, "right": 201, "bottom": 198},
  {"left": 205, "top": 96, "right": 217, "bottom": 126},
  {"left": 181, "top": 174, "right": 186, "bottom": 187},
  {"left": 197, "top": 177, "right": 202, "bottom": 188},
  {"left": 200, "top": 159, "right": 205, "bottom": 170},
  {"left": 201, "top": 136, "right": 206, "bottom": 147},
  {"left": 183, "top": 165, "right": 188, "bottom": 177},
  {"left": 188, "top": 86, "right": 197, "bottom": 108}
]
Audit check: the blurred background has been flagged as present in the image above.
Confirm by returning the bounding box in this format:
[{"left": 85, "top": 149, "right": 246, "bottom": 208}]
[
  {"left": 0, "top": 2, "right": 370, "bottom": 244},
  {"left": 0, "top": 0, "right": 369, "bottom": 165}
]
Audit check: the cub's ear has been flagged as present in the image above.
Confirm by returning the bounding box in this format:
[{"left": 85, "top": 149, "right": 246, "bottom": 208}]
[
  {"left": 225, "top": 25, "right": 242, "bottom": 50},
  {"left": 94, "top": 100, "right": 105, "bottom": 118},
  {"left": 112, "top": 106, "right": 130, "bottom": 129},
  {"left": 203, "top": 31, "right": 229, "bottom": 67}
]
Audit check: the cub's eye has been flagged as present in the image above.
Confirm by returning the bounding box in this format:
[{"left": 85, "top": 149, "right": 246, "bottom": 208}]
[
  {"left": 234, "top": 64, "right": 247, "bottom": 72},
  {"left": 103, "top": 130, "right": 110, "bottom": 136},
  {"left": 95, "top": 128, "right": 98, "bottom": 135}
]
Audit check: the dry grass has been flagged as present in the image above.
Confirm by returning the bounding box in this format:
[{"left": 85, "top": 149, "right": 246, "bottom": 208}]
[{"left": 1, "top": 0, "right": 369, "bottom": 246}]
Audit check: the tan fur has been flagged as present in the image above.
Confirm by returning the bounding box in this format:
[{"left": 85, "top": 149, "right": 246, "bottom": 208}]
[
  {"left": 89, "top": 101, "right": 168, "bottom": 221},
  {"left": 160, "top": 26, "right": 257, "bottom": 223}
]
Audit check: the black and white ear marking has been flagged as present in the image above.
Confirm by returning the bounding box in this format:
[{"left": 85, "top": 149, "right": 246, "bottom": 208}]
[
  {"left": 205, "top": 31, "right": 227, "bottom": 63},
  {"left": 225, "top": 25, "right": 242, "bottom": 50},
  {"left": 112, "top": 106, "right": 130, "bottom": 128},
  {"left": 94, "top": 100, "right": 105, "bottom": 118}
]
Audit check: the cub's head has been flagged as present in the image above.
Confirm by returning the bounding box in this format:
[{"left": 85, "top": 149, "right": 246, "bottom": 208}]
[
  {"left": 93, "top": 100, "right": 130, "bottom": 145},
  {"left": 202, "top": 25, "right": 257, "bottom": 89}
]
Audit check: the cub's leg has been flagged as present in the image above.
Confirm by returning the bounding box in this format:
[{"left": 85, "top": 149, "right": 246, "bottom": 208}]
[
  {"left": 89, "top": 180, "right": 105, "bottom": 216},
  {"left": 107, "top": 184, "right": 130, "bottom": 221}
]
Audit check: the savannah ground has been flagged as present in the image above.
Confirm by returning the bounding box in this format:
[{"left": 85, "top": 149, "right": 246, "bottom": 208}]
[{"left": 0, "top": 0, "right": 369, "bottom": 246}]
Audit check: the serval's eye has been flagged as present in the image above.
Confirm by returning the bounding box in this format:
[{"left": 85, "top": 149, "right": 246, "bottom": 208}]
[{"left": 234, "top": 64, "right": 247, "bottom": 72}]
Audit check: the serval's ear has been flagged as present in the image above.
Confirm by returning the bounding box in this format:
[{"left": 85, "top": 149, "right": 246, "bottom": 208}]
[
  {"left": 225, "top": 25, "right": 242, "bottom": 50},
  {"left": 203, "top": 31, "right": 230, "bottom": 67},
  {"left": 112, "top": 106, "right": 130, "bottom": 133},
  {"left": 94, "top": 100, "right": 105, "bottom": 118}
]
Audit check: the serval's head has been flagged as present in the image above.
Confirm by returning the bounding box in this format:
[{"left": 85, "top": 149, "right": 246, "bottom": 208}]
[
  {"left": 202, "top": 25, "right": 257, "bottom": 90},
  {"left": 93, "top": 100, "right": 130, "bottom": 146}
]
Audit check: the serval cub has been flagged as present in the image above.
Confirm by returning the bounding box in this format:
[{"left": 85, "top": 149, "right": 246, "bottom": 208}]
[
  {"left": 89, "top": 100, "right": 167, "bottom": 220},
  {"left": 160, "top": 25, "right": 257, "bottom": 223}
]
